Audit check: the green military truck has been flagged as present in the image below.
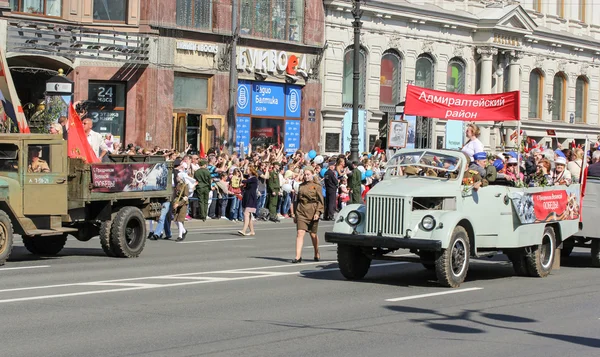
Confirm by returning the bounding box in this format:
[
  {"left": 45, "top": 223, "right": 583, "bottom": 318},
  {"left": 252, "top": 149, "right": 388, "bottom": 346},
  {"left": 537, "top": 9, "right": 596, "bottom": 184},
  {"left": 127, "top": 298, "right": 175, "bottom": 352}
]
[{"left": 0, "top": 134, "right": 173, "bottom": 265}]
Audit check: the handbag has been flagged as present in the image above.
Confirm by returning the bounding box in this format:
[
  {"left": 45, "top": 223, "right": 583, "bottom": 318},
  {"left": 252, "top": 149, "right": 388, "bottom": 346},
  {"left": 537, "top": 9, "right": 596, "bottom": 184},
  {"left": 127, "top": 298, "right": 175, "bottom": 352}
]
[{"left": 172, "top": 184, "right": 186, "bottom": 211}]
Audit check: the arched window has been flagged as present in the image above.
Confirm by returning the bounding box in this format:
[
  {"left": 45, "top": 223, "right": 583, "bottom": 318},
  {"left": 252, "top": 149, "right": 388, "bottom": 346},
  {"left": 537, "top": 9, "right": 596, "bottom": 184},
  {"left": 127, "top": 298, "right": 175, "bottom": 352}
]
[
  {"left": 447, "top": 58, "right": 465, "bottom": 93},
  {"left": 342, "top": 46, "right": 367, "bottom": 107},
  {"left": 379, "top": 51, "right": 402, "bottom": 112},
  {"left": 552, "top": 72, "right": 567, "bottom": 122},
  {"left": 575, "top": 76, "right": 588, "bottom": 123},
  {"left": 415, "top": 54, "right": 434, "bottom": 89},
  {"left": 528, "top": 69, "right": 543, "bottom": 119}
]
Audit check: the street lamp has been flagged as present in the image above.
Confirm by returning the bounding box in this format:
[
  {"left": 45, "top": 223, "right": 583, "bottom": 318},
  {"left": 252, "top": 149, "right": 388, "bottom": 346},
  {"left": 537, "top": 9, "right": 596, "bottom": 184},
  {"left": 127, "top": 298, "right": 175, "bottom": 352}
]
[{"left": 350, "top": 0, "right": 363, "bottom": 162}]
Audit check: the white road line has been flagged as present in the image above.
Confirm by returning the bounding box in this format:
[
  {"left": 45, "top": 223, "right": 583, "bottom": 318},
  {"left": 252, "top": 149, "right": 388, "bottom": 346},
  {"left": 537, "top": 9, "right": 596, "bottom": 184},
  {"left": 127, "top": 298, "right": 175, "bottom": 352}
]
[
  {"left": 79, "top": 282, "right": 163, "bottom": 288},
  {"left": 304, "top": 244, "right": 336, "bottom": 249},
  {"left": 178, "top": 237, "right": 255, "bottom": 244},
  {"left": 185, "top": 224, "right": 335, "bottom": 233},
  {"left": 385, "top": 287, "right": 484, "bottom": 302},
  {"left": 0, "top": 265, "right": 50, "bottom": 272}
]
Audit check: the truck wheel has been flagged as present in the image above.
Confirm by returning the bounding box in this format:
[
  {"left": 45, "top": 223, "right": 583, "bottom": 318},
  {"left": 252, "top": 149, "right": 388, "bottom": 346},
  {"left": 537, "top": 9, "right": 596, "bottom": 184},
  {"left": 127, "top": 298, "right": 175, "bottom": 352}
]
[
  {"left": 507, "top": 251, "right": 529, "bottom": 276},
  {"left": 100, "top": 220, "right": 117, "bottom": 257},
  {"left": 591, "top": 239, "right": 600, "bottom": 267},
  {"left": 525, "top": 226, "right": 555, "bottom": 278},
  {"left": 0, "top": 211, "right": 14, "bottom": 266},
  {"left": 419, "top": 252, "right": 436, "bottom": 270},
  {"left": 337, "top": 244, "right": 371, "bottom": 280},
  {"left": 22, "top": 234, "right": 67, "bottom": 256},
  {"left": 435, "top": 226, "right": 470, "bottom": 288},
  {"left": 110, "top": 207, "right": 147, "bottom": 258}
]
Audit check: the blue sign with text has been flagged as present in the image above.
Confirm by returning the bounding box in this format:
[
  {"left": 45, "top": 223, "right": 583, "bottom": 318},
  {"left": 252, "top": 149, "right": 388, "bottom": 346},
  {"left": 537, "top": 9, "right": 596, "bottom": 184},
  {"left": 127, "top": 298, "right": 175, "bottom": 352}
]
[
  {"left": 342, "top": 110, "right": 366, "bottom": 153},
  {"left": 237, "top": 82, "right": 251, "bottom": 115},
  {"left": 252, "top": 82, "right": 285, "bottom": 117},
  {"left": 445, "top": 120, "right": 464, "bottom": 150},
  {"left": 235, "top": 117, "right": 251, "bottom": 153},
  {"left": 285, "top": 86, "right": 302, "bottom": 118},
  {"left": 284, "top": 120, "right": 301, "bottom": 155}
]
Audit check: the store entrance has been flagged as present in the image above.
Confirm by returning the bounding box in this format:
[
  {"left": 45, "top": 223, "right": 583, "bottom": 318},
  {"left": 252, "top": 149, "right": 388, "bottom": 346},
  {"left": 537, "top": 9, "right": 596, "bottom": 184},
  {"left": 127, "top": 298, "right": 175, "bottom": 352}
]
[{"left": 173, "top": 113, "right": 201, "bottom": 153}]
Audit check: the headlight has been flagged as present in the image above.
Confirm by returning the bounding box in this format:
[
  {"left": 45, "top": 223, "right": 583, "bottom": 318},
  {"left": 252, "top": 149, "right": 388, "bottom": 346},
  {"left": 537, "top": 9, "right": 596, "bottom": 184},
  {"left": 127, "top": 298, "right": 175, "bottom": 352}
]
[
  {"left": 346, "top": 211, "right": 361, "bottom": 226},
  {"left": 421, "top": 215, "right": 436, "bottom": 231}
]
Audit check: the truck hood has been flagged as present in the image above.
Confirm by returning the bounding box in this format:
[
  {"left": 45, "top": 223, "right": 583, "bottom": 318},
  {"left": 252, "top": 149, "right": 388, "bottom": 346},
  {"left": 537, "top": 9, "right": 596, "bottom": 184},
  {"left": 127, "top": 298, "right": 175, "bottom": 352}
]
[{"left": 368, "top": 177, "right": 460, "bottom": 197}]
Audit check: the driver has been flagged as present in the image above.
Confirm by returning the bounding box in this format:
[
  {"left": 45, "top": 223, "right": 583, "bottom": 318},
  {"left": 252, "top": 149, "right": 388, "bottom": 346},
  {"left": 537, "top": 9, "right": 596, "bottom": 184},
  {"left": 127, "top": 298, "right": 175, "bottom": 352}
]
[{"left": 28, "top": 146, "right": 50, "bottom": 173}]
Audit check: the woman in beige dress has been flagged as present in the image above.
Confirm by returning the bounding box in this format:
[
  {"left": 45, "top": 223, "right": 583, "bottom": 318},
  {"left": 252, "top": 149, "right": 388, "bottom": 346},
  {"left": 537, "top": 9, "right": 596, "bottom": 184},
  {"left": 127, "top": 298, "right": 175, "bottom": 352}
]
[{"left": 292, "top": 167, "right": 324, "bottom": 263}]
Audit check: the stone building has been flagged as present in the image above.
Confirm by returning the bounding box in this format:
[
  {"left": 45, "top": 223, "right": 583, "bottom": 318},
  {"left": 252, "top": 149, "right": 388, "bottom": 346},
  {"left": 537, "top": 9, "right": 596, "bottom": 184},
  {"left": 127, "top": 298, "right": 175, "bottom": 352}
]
[
  {"left": 321, "top": 0, "right": 600, "bottom": 154},
  {"left": 0, "top": 0, "right": 325, "bottom": 153}
]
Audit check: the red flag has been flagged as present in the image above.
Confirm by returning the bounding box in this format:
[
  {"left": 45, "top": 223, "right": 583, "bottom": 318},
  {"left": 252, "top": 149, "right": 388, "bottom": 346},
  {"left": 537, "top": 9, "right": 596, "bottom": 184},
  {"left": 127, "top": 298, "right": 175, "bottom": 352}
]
[
  {"left": 199, "top": 142, "right": 206, "bottom": 158},
  {"left": 67, "top": 105, "right": 100, "bottom": 163}
]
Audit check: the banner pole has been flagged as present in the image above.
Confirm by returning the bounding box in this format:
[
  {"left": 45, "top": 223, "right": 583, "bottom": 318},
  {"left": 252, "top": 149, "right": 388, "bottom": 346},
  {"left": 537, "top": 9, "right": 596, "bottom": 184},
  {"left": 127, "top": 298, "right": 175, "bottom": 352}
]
[{"left": 516, "top": 120, "right": 521, "bottom": 179}]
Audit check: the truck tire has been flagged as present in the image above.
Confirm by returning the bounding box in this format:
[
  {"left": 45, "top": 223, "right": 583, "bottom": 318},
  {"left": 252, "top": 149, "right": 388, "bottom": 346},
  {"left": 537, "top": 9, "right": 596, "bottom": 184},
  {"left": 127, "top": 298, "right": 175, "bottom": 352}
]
[
  {"left": 435, "top": 226, "right": 470, "bottom": 288},
  {"left": 100, "top": 220, "right": 117, "bottom": 258},
  {"left": 591, "top": 239, "right": 600, "bottom": 267},
  {"left": 110, "top": 207, "right": 147, "bottom": 258},
  {"left": 525, "top": 226, "right": 555, "bottom": 278},
  {"left": 22, "top": 234, "right": 67, "bottom": 256},
  {"left": 419, "top": 252, "right": 436, "bottom": 270},
  {"left": 507, "top": 251, "right": 529, "bottom": 276},
  {"left": 0, "top": 211, "right": 14, "bottom": 266},
  {"left": 337, "top": 244, "right": 371, "bottom": 280}
]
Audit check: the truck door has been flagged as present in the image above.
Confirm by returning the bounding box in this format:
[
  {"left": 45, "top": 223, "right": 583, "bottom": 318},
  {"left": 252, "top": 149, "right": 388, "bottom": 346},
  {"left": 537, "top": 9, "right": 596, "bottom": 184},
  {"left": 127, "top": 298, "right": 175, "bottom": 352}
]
[{"left": 22, "top": 141, "right": 68, "bottom": 215}]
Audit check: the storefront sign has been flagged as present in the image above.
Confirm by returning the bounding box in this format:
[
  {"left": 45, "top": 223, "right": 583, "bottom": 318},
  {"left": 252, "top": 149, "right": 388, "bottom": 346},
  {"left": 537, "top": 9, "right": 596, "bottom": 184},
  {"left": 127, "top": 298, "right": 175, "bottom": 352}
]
[
  {"left": 445, "top": 120, "right": 464, "bottom": 150},
  {"left": 91, "top": 163, "right": 169, "bottom": 193},
  {"left": 284, "top": 120, "right": 301, "bottom": 155},
  {"left": 404, "top": 85, "right": 520, "bottom": 121},
  {"left": 308, "top": 108, "right": 316, "bottom": 122},
  {"left": 510, "top": 188, "right": 580, "bottom": 224},
  {"left": 176, "top": 41, "right": 219, "bottom": 54},
  {"left": 235, "top": 117, "right": 251, "bottom": 153},
  {"left": 89, "top": 83, "right": 117, "bottom": 106},
  {"left": 237, "top": 82, "right": 251, "bottom": 115},
  {"left": 252, "top": 82, "right": 285, "bottom": 117},
  {"left": 237, "top": 47, "right": 309, "bottom": 78},
  {"left": 285, "top": 86, "right": 302, "bottom": 118}
]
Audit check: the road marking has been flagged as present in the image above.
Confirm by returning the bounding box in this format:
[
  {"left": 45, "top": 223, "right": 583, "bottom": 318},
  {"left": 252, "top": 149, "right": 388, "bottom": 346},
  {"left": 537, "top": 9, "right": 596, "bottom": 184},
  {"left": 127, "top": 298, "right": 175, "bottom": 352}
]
[
  {"left": 304, "top": 244, "right": 336, "bottom": 249},
  {"left": 385, "top": 287, "right": 484, "bottom": 302},
  {"left": 0, "top": 265, "right": 50, "bottom": 272},
  {"left": 0, "top": 261, "right": 405, "bottom": 304},
  {"left": 178, "top": 237, "right": 255, "bottom": 244}
]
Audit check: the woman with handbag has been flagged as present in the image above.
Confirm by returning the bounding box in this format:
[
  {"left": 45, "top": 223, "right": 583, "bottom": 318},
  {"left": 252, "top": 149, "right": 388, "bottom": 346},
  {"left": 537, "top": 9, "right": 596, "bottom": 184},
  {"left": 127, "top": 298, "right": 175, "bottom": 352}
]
[{"left": 173, "top": 172, "right": 190, "bottom": 242}]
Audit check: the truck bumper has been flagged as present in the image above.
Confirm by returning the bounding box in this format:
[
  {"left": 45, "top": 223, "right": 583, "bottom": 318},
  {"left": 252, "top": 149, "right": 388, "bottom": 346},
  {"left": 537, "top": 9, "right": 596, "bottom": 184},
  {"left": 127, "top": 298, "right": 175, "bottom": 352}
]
[{"left": 324, "top": 232, "right": 442, "bottom": 252}]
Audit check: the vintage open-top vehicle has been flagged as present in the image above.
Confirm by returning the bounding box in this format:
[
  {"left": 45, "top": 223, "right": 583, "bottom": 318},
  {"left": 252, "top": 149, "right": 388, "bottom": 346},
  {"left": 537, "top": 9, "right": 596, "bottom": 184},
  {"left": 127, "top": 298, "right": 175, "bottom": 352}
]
[{"left": 325, "top": 149, "right": 581, "bottom": 287}]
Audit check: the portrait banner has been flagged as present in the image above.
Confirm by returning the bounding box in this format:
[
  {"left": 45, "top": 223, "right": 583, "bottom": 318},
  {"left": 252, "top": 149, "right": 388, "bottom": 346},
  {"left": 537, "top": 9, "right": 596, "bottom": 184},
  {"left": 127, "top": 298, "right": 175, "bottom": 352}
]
[
  {"left": 510, "top": 188, "right": 580, "bottom": 224},
  {"left": 388, "top": 120, "right": 408, "bottom": 148},
  {"left": 91, "top": 163, "right": 169, "bottom": 193},
  {"left": 404, "top": 85, "right": 520, "bottom": 121}
]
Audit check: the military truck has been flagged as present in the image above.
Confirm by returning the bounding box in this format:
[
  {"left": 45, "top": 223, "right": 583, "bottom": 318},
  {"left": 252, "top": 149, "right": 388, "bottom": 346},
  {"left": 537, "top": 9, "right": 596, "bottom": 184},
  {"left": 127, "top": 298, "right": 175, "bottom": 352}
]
[
  {"left": 325, "top": 149, "right": 581, "bottom": 288},
  {"left": 0, "top": 134, "right": 172, "bottom": 265}
]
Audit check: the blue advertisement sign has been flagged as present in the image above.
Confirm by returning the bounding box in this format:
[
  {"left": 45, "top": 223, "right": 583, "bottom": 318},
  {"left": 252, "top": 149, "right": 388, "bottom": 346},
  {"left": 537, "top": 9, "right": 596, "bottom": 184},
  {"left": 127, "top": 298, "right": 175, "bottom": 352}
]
[
  {"left": 342, "top": 109, "right": 366, "bottom": 153},
  {"left": 235, "top": 117, "right": 251, "bottom": 153},
  {"left": 445, "top": 120, "right": 464, "bottom": 150},
  {"left": 252, "top": 82, "right": 285, "bottom": 117},
  {"left": 284, "top": 120, "right": 301, "bottom": 155},
  {"left": 404, "top": 115, "right": 417, "bottom": 149},
  {"left": 285, "top": 86, "right": 302, "bottom": 118},
  {"left": 237, "top": 81, "right": 251, "bottom": 115}
]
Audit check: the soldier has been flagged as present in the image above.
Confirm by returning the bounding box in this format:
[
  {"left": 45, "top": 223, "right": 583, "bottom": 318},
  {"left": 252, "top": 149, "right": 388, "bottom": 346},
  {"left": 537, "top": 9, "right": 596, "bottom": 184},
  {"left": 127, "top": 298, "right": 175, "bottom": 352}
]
[
  {"left": 348, "top": 162, "right": 362, "bottom": 204},
  {"left": 173, "top": 173, "right": 189, "bottom": 242},
  {"left": 470, "top": 151, "right": 496, "bottom": 185},
  {"left": 28, "top": 146, "right": 50, "bottom": 173},
  {"left": 462, "top": 156, "right": 485, "bottom": 191},
  {"left": 193, "top": 159, "right": 211, "bottom": 221},
  {"left": 291, "top": 166, "right": 325, "bottom": 263},
  {"left": 267, "top": 162, "right": 281, "bottom": 222}
]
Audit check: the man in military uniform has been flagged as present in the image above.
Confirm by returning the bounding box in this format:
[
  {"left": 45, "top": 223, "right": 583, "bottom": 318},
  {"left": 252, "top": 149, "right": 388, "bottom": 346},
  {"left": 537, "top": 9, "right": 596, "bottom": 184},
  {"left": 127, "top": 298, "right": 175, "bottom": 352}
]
[
  {"left": 348, "top": 162, "right": 362, "bottom": 204},
  {"left": 193, "top": 160, "right": 212, "bottom": 221},
  {"left": 463, "top": 156, "right": 485, "bottom": 191},
  {"left": 470, "top": 151, "right": 496, "bottom": 185},
  {"left": 267, "top": 162, "right": 281, "bottom": 222},
  {"left": 28, "top": 146, "right": 50, "bottom": 173}
]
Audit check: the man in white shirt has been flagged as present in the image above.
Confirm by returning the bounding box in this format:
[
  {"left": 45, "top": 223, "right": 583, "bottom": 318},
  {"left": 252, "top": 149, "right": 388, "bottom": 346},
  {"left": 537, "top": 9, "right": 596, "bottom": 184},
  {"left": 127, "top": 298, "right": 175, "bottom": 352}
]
[{"left": 82, "top": 118, "right": 109, "bottom": 160}]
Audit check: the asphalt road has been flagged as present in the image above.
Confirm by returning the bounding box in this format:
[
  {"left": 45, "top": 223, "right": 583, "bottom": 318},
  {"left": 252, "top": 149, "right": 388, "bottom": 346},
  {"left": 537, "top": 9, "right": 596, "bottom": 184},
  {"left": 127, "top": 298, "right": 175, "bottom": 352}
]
[{"left": 1, "top": 219, "right": 599, "bottom": 357}]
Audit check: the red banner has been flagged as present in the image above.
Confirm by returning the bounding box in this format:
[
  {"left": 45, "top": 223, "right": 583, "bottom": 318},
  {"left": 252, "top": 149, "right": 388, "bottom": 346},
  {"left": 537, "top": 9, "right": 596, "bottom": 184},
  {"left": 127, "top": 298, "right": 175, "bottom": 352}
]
[
  {"left": 404, "top": 85, "right": 520, "bottom": 121},
  {"left": 91, "top": 163, "right": 168, "bottom": 192},
  {"left": 511, "top": 189, "right": 580, "bottom": 224},
  {"left": 68, "top": 104, "right": 100, "bottom": 163}
]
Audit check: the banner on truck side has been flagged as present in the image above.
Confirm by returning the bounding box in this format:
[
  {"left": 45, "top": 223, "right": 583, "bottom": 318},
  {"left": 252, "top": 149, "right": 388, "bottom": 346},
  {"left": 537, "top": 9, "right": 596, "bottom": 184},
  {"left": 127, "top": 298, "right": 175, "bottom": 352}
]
[
  {"left": 510, "top": 188, "right": 580, "bottom": 224},
  {"left": 404, "top": 85, "right": 520, "bottom": 122},
  {"left": 91, "top": 163, "right": 169, "bottom": 192}
]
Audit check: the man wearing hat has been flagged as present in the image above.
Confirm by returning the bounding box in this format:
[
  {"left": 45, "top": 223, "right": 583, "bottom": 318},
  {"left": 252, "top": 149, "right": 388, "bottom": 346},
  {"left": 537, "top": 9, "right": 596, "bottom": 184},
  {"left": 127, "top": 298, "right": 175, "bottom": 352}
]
[
  {"left": 27, "top": 146, "right": 50, "bottom": 173},
  {"left": 267, "top": 162, "right": 281, "bottom": 222},
  {"left": 462, "top": 156, "right": 485, "bottom": 191},
  {"left": 348, "top": 161, "right": 362, "bottom": 204},
  {"left": 323, "top": 160, "right": 338, "bottom": 221},
  {"left": 471, "top": 151, "right": 497, "bottom": 185},
  {"left": 194, "top": 159, "right": 212, "bottom": 221}
]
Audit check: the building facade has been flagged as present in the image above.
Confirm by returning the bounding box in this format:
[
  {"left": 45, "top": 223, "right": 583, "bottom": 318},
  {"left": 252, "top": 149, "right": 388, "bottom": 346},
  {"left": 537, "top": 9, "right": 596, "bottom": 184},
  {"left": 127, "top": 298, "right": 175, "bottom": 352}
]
[
  {"left": 0, "top": 0, "right": 325, "bottom": 153},
  {"left": 321, "top": 0, "right": 600, "bottom": 154}
]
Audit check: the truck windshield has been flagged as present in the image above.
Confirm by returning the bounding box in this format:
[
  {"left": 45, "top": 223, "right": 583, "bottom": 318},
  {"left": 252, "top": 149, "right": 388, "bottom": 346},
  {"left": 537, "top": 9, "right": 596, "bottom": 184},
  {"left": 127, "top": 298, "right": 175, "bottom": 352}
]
[
  {"left": 385, "top": 151, "right": 461, "bottom": 179},
  {"left": 0, "top": 143, "right": 19, "bottom": 172}
]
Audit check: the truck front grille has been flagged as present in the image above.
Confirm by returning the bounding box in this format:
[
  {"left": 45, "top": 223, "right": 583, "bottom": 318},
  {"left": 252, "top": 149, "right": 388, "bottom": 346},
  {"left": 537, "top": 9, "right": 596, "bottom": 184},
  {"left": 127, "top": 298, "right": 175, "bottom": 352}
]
[{"left": 365, "top": 195, "right": 405, "bottom": 237}]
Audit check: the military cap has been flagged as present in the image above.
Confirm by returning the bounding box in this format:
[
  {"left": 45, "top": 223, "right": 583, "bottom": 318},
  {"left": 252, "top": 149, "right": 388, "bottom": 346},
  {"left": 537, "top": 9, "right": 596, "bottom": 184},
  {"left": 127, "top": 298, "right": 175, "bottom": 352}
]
[
  {"left": 199, "top": 159, "right": 208, "bottom": 166},
  {"left": 404, "top": 166, "right": 419, "bottom": 176},
  {"left": 473, "top": 152, "right": 487, "bottom": 161}
]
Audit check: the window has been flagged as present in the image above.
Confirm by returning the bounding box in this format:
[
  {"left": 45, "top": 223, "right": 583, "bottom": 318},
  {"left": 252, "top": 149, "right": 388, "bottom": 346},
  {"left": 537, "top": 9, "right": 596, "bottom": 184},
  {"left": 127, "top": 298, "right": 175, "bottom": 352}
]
[
  {"left": 342, "top": 46, "right": 367, "bottom": 108},
  {"left": 87, "top": 82, "right": 127, "bottom": 142},
  {"left": 174, "top": 76, "right": 209, "bottom": 110},
  {"left": 10, "top": 0, "right": 62, "bottom": 16},
  {"left": 575, "top": 76, "right": 588, "bottom": 124},
  {"left": 176, "top": 0, "right": 212, "bottom": 29},
  {"left": 27, "top": 144, "right": 51, "bottom": 173},
  {"left": 552, "top": 73, "right": 566, "bottom": 122},
  {"left": 187, "top": 114, "right": 201, "bottom": 153},
  {"left": 380, "top": 51, "right": 402, "bottom": 112},
  {"left": 557, "top": 0, "right": 565, "bottom": 18},
  {"left": 0, "top": 143, "right": 19, "bottom": 173},
  {"left": 528, "top": 69, "right": 543, "bottom": 119},
  {"left": 415, "top": 54, "right": 434, "bottom": 89},
  {"left": 93, "top": 0, "right": 127, "bottom": 22},
  {"left": 447, "top": 58, "right": 465, "bottom": 93},
  {"left": 533, "top": 0, "right": 542, "bottom": 12},
  {"left": 240, "top": 0, "right": 303, "bottom": 42}
]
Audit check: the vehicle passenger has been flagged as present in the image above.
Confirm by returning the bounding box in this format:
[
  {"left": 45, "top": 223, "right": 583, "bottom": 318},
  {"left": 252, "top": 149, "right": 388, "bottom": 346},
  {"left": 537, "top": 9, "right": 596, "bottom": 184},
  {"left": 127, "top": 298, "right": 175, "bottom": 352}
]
[
  {"left": 505, "top": 157, "right": 524, "bottom": 182},
  {"left": 551, "top": 157, "right": 572, "bottom": 186},
  {"left": 27, "top": 146, "right": 50, "bottom": 173},
  {"left": 462, "top": 157, "right": 484, "bottom": 191},
  {"left": 462, "top": 123, "right": 484, "bottom": 161}
]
